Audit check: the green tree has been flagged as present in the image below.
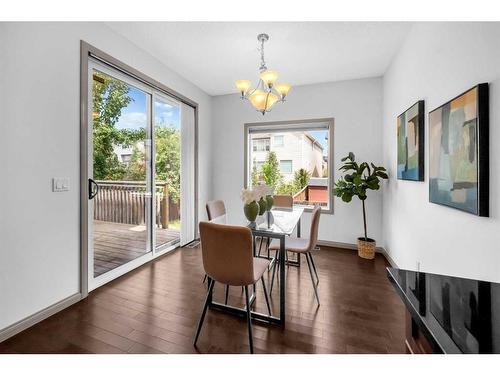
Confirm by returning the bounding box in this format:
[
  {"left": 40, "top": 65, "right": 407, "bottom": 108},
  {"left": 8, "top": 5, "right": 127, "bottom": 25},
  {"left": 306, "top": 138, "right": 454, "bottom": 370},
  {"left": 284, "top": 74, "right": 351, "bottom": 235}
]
[
  {"left": 125, "top": 145, "right": 146, "bottom": 181},
  {"left": 276, "top": 181, "right": 298, "bottom": 196},
  {"left": 154, "top": 126, "right": 181, "bottom": 202},
  {"left": 261, "top": 151, "right": 282, "bottom": 189},
  {"left": 294, "top": 168, "right": 311, "bottom": 190},
  {"left": 124, "top": 125, "right": 181, "bottom": 202},
  {"left": 92, "top": 72, "right": 143, "bottom": 180},
  {"left": 251, "top": 158, "right": 260, "bottom": 187}
]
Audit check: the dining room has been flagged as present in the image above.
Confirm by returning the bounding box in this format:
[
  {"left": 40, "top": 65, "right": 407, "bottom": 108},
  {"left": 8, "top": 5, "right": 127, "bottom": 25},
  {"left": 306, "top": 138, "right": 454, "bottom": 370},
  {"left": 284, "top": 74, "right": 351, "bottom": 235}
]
[{"left": 2, "top": 7, "right": 500, "bottom": 372}]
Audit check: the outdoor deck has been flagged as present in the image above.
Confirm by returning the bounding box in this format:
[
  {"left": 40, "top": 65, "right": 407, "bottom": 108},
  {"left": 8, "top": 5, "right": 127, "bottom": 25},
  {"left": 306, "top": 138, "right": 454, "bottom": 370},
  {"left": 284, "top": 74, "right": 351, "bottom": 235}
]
[{"left": 93, "top": 220, "right": 180, "bottom": 277}]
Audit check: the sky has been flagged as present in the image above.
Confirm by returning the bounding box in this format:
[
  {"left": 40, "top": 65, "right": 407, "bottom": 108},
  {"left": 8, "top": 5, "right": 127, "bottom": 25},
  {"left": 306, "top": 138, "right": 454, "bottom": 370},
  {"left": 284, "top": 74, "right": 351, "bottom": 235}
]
[
  {"left": 115, "top": 85, "right": 180, "bottom": 130},
  {"left": 308, "top": 130, "right": 329, "bottom": 155}
]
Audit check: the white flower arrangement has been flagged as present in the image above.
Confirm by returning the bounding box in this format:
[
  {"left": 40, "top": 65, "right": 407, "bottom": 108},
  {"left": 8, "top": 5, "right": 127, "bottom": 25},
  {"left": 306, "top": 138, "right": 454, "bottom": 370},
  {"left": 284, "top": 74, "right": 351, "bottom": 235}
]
[
  {"left": 240, "top": 183, "right": 274, "bottom": 204},
  {"left": 240, "top": 188, "right": 258, "bottom": 205}
]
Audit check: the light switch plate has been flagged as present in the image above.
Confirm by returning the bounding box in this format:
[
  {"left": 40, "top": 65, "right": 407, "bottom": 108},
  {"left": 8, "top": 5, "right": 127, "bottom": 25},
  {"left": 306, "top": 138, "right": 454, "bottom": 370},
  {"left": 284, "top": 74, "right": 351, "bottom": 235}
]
[{"left": 52, "top": 177, "right": 70, "bottom": 192}]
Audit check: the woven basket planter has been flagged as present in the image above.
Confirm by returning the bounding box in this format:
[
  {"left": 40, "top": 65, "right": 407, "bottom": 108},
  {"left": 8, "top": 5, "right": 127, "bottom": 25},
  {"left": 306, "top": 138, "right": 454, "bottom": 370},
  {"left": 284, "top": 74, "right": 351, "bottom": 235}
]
[{"left": 357, "top": 237, "right": 376, "bottom": 259}]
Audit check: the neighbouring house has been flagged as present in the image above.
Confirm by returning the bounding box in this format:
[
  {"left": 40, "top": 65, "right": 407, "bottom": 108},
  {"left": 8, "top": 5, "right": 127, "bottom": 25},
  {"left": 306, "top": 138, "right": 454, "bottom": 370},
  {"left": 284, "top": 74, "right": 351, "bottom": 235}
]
[
  {"left": 251, "top": 132, "right": 325, "bottom": 183},
  {"left": 113, "top": 144, "right": 134, "bottom": 166}
]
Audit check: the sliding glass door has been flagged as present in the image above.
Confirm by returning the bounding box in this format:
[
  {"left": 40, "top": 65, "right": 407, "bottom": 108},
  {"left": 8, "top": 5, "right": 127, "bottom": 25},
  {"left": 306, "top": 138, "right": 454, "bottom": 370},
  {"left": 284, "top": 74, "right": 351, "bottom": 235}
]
[
  {"left": 87, "top": 60, "right": 183, "bottom": 290},
  {"left": 153, "top": 94, "right": 182, "bottom": 250}
]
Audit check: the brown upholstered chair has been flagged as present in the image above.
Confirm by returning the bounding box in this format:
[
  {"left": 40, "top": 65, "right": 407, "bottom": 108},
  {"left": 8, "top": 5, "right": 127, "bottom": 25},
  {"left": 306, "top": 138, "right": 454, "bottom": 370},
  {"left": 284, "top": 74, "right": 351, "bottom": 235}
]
[
  {"left": 273, "top": 194, "right": 293, "bottom": 208},
  {"left": 269, "top": 206, "right": 322, "bottom": 305},
  {"left": 204, "top": 200, "right": 232, "bottom": 303},
  {"left": 194, "top": 221, "right": 271, "bottom": 353},
  {"left": 206, "top": 200, "right": 226, "bottom": 222}
]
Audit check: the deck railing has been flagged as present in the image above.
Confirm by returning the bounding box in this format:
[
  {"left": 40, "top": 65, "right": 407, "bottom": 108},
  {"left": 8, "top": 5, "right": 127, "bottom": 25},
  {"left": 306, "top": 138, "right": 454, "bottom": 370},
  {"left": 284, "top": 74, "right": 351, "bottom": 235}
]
[{"left": 93, "top": 180, "right": 177, "bottom": 228}]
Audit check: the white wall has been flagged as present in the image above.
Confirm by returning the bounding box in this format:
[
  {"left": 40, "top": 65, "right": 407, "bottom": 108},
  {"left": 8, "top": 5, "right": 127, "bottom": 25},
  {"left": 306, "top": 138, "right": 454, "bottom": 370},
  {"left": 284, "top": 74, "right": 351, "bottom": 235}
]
[
  {"left": 0, "top": 22, "right": 212, "bottom": 331},
  {"left": 382, "top": 22, "right": 500, "bottom": 282},
  {"left": 211, "top": 78, "right": 383, "bottom": 245}
]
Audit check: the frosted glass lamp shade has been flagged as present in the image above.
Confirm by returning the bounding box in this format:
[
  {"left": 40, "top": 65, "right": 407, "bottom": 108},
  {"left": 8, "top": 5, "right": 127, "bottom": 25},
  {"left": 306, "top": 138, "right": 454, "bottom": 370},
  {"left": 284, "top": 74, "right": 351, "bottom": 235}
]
[
  {"left": 259, "top": 70, "right": 278, "bottom": 86},
  {"left": 235, "top": 80, "right": 252, "bottom": 93},
  {"left": 275, "top": 83, "right": 291, "bottom": 97},
  {"left": 249, "top": 89, "right": 279, "bottom": 112}
]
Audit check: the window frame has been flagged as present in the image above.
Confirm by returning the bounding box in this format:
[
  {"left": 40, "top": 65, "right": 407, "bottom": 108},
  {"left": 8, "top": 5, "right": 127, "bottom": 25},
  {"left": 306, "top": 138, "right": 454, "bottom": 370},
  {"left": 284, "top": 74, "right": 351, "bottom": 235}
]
[{"left": 244, "top": 118, "right": 334, "bottom": 214}]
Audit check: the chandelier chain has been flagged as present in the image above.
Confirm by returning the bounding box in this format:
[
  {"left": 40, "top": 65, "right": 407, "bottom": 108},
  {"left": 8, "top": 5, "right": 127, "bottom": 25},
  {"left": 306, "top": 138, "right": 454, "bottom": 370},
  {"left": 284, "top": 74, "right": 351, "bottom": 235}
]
[{"left": 259, "top": 37, "right": 267, "bottom": 72}]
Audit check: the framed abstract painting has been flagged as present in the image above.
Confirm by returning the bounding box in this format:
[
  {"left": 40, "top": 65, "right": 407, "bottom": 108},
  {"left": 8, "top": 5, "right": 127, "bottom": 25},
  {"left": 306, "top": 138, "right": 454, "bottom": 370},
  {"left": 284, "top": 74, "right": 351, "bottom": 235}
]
[
  {"left": 429, "top": 83, "right": 489, "bottom": 216},
  {"left": 397, "top": 101, "right": 425, "bottom": 181}
]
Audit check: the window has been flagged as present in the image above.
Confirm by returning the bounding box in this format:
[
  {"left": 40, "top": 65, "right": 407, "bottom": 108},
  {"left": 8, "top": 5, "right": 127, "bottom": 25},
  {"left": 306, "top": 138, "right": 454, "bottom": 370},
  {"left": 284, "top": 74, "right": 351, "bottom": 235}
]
[
  {"left": 253, "top": 138, "right": 270, "bottom": 152},
  {"left": 274, "top": 135, "right": 284, "bottom": 147},
  {"left": 280, "top": 160, "right": 293, "bottom": 174},
  {"left": 245, "top": 119, "right": 333, "bottom": 211}
]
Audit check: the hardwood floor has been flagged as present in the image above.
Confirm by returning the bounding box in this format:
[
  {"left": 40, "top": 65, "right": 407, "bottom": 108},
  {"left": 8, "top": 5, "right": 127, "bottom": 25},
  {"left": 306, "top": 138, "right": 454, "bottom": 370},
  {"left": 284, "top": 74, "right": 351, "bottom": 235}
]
[
  {"left": 93, "top": 220, "right": 180, "bottom": 277},
  {"left": 0, "top": 245, "right": 406, "bottom": 354}
]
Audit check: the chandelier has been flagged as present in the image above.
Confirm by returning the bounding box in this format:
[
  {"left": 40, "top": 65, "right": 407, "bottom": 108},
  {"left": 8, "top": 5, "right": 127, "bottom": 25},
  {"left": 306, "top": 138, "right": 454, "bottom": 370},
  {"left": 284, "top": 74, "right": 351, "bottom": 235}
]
[{"left": 235, "top": 33, "right": 291, "bottom": 115}]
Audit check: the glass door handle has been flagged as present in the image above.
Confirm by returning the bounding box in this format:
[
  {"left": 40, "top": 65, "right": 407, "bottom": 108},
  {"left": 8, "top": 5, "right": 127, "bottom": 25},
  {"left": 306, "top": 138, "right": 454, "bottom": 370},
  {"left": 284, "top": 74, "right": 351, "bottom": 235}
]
[{"left": 89, "top": 178, "right": 99, "bottom": 200}]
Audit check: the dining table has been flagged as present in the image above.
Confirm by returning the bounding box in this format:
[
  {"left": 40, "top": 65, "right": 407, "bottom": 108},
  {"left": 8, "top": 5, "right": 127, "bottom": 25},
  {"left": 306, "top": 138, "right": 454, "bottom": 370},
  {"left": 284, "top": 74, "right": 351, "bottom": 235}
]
[{"left": 208, "top": 206, "right": 304, "bottom": 326}]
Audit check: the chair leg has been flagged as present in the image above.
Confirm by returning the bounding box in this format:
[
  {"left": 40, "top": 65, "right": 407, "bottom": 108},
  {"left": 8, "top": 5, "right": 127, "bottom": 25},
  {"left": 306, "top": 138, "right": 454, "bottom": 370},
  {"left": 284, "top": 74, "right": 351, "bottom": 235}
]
[
  {"left": 257, "top": 237, "right": 263, "bottom": 257},
  {"left": 308, "top": 252, "right": 319, "bottom": 284},
  {"left": 266, "top": 237, "right": 270, "bottom": 259},
  {"left": 202, "top": 274, "right": 207, "bottom": 284},
  {"left": 244, "top": 285, "right": 254, "bottom": 354},
  {"left": 224, "top": 285, "right": 229, "bottom": 305},
  {"left": 305, "top": 252, "right": 320, "bottom": 305},
  {"left": 261, "top": 276, "right": 272, "bottom": 315},
  {"left": 193, "top": 278, "right": 215, "bottom": 346},
  {"left": 270, "top": 251, "right": 279, "bottom": 293}
]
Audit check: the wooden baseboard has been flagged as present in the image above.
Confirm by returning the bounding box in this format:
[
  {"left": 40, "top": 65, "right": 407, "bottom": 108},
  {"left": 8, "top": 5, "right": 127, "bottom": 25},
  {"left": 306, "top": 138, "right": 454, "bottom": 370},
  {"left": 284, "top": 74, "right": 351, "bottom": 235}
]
[{"left": 0, "top": 292, "right": 82, "bottom": 343}]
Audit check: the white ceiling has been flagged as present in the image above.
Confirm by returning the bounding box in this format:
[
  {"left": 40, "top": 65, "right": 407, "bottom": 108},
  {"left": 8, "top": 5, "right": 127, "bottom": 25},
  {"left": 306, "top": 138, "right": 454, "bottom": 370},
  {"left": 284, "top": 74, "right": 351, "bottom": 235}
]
[{"left": 107, "top": 22, "right": 413, "bottom": 96}]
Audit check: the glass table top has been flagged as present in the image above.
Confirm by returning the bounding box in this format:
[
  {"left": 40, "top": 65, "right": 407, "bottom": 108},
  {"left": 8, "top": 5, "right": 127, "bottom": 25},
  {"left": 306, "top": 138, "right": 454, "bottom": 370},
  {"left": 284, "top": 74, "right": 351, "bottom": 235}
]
[
  {"left": 253, "top": 207, "right": 304, "bottom": 235},
  {"left": 210, "top": 207, "right": 304, "bottom": 236}
]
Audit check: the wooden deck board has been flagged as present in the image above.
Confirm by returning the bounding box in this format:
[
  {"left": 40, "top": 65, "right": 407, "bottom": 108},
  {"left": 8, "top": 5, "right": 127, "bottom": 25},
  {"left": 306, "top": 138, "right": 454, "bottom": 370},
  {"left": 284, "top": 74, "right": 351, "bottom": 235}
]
[{"left": 93, "top": 220, "right": 180, "bottom": 277}]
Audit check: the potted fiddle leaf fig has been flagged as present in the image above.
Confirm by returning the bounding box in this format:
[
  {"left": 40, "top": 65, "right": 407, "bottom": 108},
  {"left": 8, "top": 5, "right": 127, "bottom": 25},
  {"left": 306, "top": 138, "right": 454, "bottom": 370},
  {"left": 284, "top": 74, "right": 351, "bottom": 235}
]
[{"left": 333, "top": 152, "right": 388, "bottom": 259}]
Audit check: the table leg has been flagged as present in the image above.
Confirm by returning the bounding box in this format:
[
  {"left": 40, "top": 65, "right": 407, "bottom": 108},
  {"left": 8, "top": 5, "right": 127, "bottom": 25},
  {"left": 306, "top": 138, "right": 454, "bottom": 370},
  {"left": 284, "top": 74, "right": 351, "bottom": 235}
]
[{"left": 297, "top": 217, "right": 301, "bottom": 266}]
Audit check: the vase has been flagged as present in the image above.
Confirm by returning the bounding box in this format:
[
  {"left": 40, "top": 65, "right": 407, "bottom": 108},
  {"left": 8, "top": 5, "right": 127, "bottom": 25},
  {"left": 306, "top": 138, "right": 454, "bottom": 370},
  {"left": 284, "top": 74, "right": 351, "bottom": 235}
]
[
  {"left": 258, "top": 197, "right": 267, "bottom": 215},
  {"left": 244, "top": 201, "right": 259, "bottom": 223},
  {"left": 265, "top": 195, "right": 274, "bottom": 211}
]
